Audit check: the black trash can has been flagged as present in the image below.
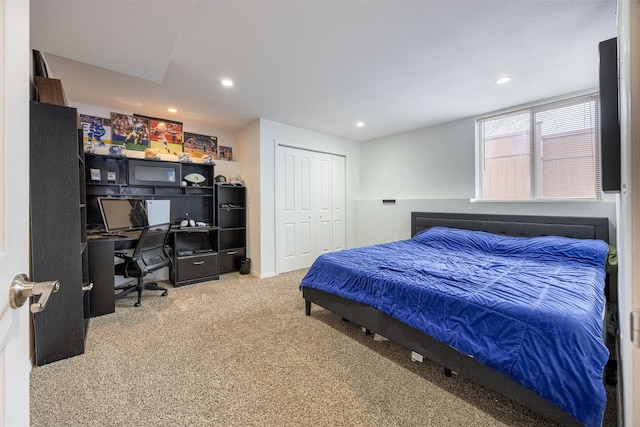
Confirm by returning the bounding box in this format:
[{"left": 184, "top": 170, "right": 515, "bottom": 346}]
[{"left": 239, "top": 258, "right": 251, "bottom": 275}]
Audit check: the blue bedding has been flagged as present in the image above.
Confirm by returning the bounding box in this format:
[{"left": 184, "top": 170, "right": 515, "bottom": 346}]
[{"left": 299, "top": 227, "right": 610, "bottom": 427}]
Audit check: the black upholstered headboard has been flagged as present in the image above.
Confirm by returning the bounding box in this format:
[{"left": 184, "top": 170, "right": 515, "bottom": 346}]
[{"left": 411, "top": 212, "right": 609, "bottom": 243}]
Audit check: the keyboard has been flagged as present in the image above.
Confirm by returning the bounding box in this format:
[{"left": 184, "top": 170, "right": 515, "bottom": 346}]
[
  {"left": 117, "top": 230, "right": 142, "bottom": 238},
  {"left": 101, "top": 229, "right": 141, "bottom": 238}
]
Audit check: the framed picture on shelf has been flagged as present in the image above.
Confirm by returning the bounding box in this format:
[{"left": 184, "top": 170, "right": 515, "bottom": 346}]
[
  {"left": 135, "top": 114, "right": 183, "bottom": 156},
  {"left": 219, "top": 145, "right": 233, "bottom": 161},
  {"left": 111, "top": 113, "right": 149, "bottom": 151},
  {"left": 183, "top": 132, "right": 217, "bottom": 159},
  {"left": 80, "top": 114, "right": 112, "bottom": 146}
]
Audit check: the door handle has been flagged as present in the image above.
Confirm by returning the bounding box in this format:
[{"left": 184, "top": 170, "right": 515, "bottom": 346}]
[{"left": 9, "top": 274, "right": 60, "bottom": 313}]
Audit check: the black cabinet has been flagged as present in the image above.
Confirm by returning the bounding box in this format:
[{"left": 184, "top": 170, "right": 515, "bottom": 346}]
[
  {"left": 216, "top": 185, "right": 247, "bottom": 273},
  {"left": 170, "top": 228, "right": 220, "bottom": 286},
  {"left": 85, "top": 155, "right": 215, "bottom": 227},
  {"left": 30, "top": 101, "right": 86, "bottom": 365}
]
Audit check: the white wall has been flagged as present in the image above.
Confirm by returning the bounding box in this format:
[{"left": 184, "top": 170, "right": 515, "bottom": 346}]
[
  {"left": 234, "top": 119, "right": 261, "bottom": 274},
  {"left": 357, "top": 115, "right": 617, "bottom": 247},
  {"left": 360, "top": 118, "right": 475, "bottom": 200},
  {"left": 254, "top": 119, "right": 360, "bottom": 278}
]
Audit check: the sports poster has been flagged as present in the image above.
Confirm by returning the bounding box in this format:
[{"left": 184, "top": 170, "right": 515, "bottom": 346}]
[
  {"left": 183, "top": 132, "right": 217, "bottom": 159},
  {"left": 111, "top": 113, "right": 149, "bottom": 151},
  {"left": 80, "top": 114, "right": 112, "bottom": 146},
  {"left": 219, "top": 145, "right": 233, "bottom": 161},
  {"left": 135, "top": 115, "right": 183, "bottom": 155}
]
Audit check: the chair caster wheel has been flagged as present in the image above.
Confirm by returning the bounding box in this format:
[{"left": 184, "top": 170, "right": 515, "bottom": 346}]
[
  {"left": 134, "top": 302, "right": 141, "bottom": 307},
  {"left": 162, "top": 291, "right": 168, "bottom": 296}
]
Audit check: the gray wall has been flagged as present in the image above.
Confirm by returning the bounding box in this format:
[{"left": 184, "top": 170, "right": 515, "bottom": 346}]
[{"left": 356, "top": 116, "right": 617, "bottom": 247}]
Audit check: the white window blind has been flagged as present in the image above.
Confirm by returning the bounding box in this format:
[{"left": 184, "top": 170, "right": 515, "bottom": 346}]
[{"left": 477, "top": 94, "right": 601, "bottom": 201}]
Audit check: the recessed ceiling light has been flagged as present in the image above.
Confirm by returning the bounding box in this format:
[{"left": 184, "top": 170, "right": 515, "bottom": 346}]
[
  {"left": 168, "top": 107, "right": 177, "bottom": 113},
  {"left": 221, "top": 79, "right": 233, "bottom": 87},
  {"left": 495, "top": 76, "right": 512, "bottom": 85},
  {"left": 356, "top": 122, "right": 364, "bottom": 127},
  {"left": 115, "top": 97, "right": 142, "bottom": 107}
]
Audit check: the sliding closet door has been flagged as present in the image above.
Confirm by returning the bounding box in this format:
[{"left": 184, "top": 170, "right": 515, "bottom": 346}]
[
  {"left": 331, "top": 155, "right": 346, "bottom": 252},
  {"left": 315, "top": 153, "right": 333, "bottom": 256},
  {"left": 278, "top": 147, "right": 315, "bottom": 272},
  {"left": 276, "top": 145, "right": 346, "bottom": 273}
]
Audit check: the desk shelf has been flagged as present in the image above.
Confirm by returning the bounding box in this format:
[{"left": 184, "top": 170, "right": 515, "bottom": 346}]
[
  {"left": 170, "top": 227, "right": 219, "bottom": 286},
  {"left": 85, "top": 155, "right": 215, "bottom": 228}
]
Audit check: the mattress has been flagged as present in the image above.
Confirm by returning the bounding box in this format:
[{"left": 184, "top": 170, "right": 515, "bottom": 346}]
[{"left": 299, "top": 226, "right": 610, "bottom": 427}]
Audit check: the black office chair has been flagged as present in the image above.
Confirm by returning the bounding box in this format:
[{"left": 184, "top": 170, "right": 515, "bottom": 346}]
[{"left": 114, "top": 223, "right": 171, "bottom": 307}]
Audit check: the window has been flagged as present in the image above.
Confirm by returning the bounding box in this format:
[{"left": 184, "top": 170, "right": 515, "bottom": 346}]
[{"left": 476, "top": 94, "right": 601, "bottom": 201}]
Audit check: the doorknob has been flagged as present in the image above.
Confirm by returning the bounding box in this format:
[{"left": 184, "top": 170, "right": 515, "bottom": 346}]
[{"left": 9, "top": 274, "right": 60, "bottom": 313}]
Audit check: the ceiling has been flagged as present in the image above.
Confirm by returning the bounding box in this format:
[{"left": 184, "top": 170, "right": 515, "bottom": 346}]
[{"left": 30, "top": 0, "right": 618, "bottom": 142}]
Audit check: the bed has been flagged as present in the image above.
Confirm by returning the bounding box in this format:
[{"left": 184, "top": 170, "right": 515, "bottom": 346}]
[{"left": 300, "top": 212, "right": 612, "bottom": 427}]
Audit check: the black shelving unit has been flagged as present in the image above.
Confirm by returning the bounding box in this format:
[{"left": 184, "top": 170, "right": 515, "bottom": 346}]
[
  {"left": 30, "top": 101, "right": 86, "bottom": 365},
  {"left": 84, "top": 154, "right": 215, "bottom": 227},
  {"left": 78, "top": 126, "right": 91, "bottom": 334},
  {"left": 216, "top": 185, "right": 246, "bottom": 273}
]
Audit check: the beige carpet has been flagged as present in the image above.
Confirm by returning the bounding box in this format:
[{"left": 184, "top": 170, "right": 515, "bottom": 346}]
[{"left": 30, "top": 270, "right": 617, "bottom": 426}]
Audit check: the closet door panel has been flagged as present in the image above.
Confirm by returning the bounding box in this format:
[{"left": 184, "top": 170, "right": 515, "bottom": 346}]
[
  {"left": 316, "top": 154, "right": 333, "bottom": 255},
  {"left": 278, "top": 147, "right": 314, "bottom": 271},
  {"left": 332, "top": 155, "right": 346, "bottom": 251}
]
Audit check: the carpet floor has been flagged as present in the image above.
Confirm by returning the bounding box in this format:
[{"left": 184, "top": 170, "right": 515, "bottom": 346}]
[{"left": 30, "top": 270, "right": 617, "bottom": 426}]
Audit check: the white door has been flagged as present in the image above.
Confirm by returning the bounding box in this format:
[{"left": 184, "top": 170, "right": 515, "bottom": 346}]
[
  {"left": 619, "top": 3, "right": 640, "bottom": 425},
  {"left": 276, "top": 145, "right": 346, "bottom": 273},
  {"left": 278, "top": 146, "right": 315, "bottom": 272},
  {"left": 331, "top": 155, "right": 346, "bottom": 252},
  {"left": 0, "top": 0, "right": 32, "bottom": 425},
  {"left": 315, "top": 153, "right": 332, "bottom": 255}
]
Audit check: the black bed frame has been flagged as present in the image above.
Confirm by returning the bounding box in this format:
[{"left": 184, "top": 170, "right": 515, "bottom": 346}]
[{"left": 303, "top": 212, "right": 611, "bottom": 427}]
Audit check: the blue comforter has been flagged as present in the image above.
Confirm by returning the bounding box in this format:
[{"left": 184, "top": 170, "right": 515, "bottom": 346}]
[{"left": 300, "top": 227, "right": 610, "bottom": 427}]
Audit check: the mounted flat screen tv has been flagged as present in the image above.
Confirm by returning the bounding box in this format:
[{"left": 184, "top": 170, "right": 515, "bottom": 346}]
[{"left": 599, "top": 37, "right": 621, "bottom": 193}]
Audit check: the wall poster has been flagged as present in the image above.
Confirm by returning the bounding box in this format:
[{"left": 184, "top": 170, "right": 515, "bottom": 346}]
[
  {"left": 111, "top": 113, "right": 149, "bottom": 151},
  {"left": 183, "top": 132, "right": 217, "bottom": 159},
  {"left": 135, "top": 114, "right": 184, "bottom": 155},
  {"left": 80, "top": 114, "right": 112, "bottom": 146}
]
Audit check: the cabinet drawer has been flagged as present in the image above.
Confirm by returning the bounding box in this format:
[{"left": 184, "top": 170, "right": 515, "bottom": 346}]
[
  {"left": 219, "top": 248, "right": 245, "bottom": 273},
  {"left": 176, "top": 253, "right": 218, "bottom": 282}
]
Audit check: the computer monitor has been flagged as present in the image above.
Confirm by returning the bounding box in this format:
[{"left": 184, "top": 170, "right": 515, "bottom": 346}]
[{"left": 98, "top": 197, "right": 148, "bottom": 232}]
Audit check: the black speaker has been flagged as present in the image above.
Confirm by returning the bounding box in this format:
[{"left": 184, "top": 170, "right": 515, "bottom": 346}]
[{"left": 599, "top": 37, "right": 621, "bottom": 193}]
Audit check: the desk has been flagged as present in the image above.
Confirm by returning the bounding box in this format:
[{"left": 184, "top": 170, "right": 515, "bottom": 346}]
[
  {"left": 87, "top": 226, "right": 220, "bottom": 316},
  {"left": 87, "top": 234, "right": 137, "bottom": 317}
]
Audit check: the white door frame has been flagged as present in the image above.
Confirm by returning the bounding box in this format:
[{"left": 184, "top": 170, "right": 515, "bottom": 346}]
[
  {"left": 0, "top": 0, "right": 32, "bottom": 425},
  {"left": 618, "top": 2, "right": 639, "bottom": 425}
]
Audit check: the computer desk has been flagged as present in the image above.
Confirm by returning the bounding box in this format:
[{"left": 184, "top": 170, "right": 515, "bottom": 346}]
[
  {"left": 87, "top": 226, "right": 219, "bottom": 316},
  {"left": 87, "top": 233, "right": 139, "bottom": 317}
]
